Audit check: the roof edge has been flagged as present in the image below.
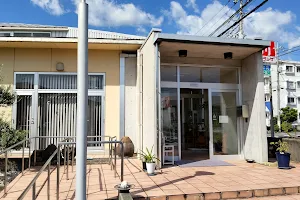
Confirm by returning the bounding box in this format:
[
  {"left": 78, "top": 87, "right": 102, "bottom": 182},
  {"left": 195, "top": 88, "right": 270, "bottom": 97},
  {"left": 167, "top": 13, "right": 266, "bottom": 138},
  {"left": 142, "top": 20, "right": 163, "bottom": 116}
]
[{"left": 155, "top": 33, "right": 270, "bottom": 48}]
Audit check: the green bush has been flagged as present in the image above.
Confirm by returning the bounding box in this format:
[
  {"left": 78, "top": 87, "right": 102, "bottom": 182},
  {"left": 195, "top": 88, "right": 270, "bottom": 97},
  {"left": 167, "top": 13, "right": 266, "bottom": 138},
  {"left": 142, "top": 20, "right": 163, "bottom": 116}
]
[
  {"left": 0, "top": 119, "right": 27, "bottom": 150},
  {"left": 281, "top": 121, "right": 292, "bottom": 133}
]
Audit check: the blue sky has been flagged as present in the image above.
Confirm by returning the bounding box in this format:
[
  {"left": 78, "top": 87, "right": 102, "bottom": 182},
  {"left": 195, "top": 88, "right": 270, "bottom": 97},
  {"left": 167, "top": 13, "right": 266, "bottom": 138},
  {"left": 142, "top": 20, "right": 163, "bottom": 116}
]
[{"left": 1, "top": 0, "right": 300, "bottom": 59}]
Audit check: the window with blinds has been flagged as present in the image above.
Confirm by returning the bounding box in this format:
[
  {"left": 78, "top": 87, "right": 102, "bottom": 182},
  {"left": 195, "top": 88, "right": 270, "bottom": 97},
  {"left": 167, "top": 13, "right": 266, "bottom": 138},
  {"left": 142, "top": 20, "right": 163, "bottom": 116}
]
[{"left": 14, "top": 73, "right": 105, "bottom": 148}]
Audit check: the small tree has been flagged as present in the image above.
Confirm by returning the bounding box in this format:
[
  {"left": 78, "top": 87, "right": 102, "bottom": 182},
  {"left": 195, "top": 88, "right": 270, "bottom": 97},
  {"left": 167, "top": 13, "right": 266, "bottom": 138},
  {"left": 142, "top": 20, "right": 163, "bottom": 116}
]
[
  {"left": 280, "top": 107, "right": 298, "bottom": 123},
  {"left": 0, "top": 64, "right": 27, "bottom": 149},
  {"left": 279, "top": 106, "right": 298, "bottom": 133}
]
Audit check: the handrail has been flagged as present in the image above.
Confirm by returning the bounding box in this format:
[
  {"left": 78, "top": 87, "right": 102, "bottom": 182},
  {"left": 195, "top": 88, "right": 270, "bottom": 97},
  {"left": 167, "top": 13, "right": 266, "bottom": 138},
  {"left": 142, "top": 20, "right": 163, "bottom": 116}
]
[
  {"left": 56, "top": 140, "right": 124, "bottom": 200},
  {"left": 17, "top": 137, "right": 73, "bottom": 200},
  {"left": 1, "top": 135, "right": 113, "bottom": 196}
]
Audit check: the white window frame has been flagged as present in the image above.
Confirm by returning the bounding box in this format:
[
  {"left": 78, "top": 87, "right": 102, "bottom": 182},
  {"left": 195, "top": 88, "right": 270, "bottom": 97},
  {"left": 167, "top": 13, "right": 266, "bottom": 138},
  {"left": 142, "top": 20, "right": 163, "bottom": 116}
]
[
  {"left": 13, "top": 72, "right": 106, "bottom": 150},
  {"left": 287, "top": 97, "right": 295, "bottom": 104},
  {"left": 285, "top": 65, "right": 295, "bottom": 73},
  {"left": 287, "top": 81, "right": 295, "bottom": 90},
  {"left": 12, "top": 31, "right": 51, "bottom": 37},
  {"left": 0, "top": 32, "right": 13, "bottom": 37}
]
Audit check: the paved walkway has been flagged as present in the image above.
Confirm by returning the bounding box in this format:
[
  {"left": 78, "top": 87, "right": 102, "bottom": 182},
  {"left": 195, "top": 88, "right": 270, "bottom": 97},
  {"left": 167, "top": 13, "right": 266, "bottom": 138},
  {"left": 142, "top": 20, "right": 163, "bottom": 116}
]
[{"left": 0, "top": 159, "right": 300, "bottom": 199}]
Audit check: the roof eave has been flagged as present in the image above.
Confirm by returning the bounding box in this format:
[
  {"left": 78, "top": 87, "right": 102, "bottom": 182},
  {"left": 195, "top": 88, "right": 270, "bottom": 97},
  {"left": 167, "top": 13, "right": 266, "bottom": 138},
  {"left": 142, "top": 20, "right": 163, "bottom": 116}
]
[
  {"left": 155, "top": 33, "right": 270, "bottom": 49},
  {"left": 0, "top": 27, "right": 69, "bottom": 32}
]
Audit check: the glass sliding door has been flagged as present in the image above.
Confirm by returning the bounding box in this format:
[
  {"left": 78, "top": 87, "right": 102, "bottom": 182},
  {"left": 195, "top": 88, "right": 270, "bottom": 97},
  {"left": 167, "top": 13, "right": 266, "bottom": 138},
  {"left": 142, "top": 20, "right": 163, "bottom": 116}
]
[
  {"left": 161, "top": 88, "right": 179, "bottom": 161},
  {"left": 210, "top": 90, "right": 239, "bottom": 158}
]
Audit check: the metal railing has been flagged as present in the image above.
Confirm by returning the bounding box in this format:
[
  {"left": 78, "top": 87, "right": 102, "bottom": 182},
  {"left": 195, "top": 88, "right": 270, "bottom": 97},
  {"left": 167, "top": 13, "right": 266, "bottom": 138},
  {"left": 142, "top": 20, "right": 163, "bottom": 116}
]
[
  {"left": 0, "top": 135, "right": 115, "bottom": 196},
  {"left": 17, "top": 139, "right": 123, "bottom": 200},
  {"left": 17, "top": 138, "right": 73, "bottom": 200}
]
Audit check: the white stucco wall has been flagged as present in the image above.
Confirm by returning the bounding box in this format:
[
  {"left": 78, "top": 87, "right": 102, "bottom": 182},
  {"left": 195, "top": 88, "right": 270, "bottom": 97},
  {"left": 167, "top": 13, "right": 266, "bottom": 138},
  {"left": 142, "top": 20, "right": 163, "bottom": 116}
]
[
  {"left": 124, "top": 57, "right": 138, "bottom": 152},
  {"left": 241, "top": 52, "right": 268, "bottom": 163},
  {"left": 139, "top": 31, "right": 160, "bottom": 155}
]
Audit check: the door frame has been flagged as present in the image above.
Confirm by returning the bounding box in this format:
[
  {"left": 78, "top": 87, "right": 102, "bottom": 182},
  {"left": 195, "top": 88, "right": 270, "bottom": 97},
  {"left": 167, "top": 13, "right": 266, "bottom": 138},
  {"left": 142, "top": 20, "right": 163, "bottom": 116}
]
[
  {"left": 160, "top": 64, "right": 242, "bottom": 162},
  {"left": 12, "top": 90, "right": 37, "bottom": 139}
]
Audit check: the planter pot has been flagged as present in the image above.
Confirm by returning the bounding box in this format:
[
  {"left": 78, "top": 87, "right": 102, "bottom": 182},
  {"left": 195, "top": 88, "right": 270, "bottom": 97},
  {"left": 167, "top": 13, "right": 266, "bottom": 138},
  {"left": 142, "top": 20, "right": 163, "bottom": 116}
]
[
  {"left": 146, "top": 163, "right": 156, "bottom": 175},
  {"left": 116, "top": 137, "right": 134, "bottom": 157},
  {"left": 276, "top": 152, "right": 291, "bottom": 169}
]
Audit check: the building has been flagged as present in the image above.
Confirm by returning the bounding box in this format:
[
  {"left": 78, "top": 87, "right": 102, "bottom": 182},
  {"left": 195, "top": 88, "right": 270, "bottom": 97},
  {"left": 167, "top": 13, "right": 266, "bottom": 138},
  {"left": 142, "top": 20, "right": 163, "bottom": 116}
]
[
  {"left": 264, "top": 60, "right": 300, "bottom": 128},
  {"left": 0, "top": 23, "right": 269, "bottom": 164}
]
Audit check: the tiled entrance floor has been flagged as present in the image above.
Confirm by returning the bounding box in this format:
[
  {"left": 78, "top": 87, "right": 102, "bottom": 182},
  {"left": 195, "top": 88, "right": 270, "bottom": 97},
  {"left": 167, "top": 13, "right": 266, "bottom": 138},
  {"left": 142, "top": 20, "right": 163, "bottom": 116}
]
[{"left": 1, "top": 159, "right": 300, "bottom": 199}]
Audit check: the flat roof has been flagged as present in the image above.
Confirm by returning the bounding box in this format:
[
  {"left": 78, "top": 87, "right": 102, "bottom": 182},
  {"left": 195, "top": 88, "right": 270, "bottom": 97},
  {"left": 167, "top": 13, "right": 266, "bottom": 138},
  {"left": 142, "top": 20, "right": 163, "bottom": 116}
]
[{"left": 154, "top": 33, "right": 270, "bottom": 48}]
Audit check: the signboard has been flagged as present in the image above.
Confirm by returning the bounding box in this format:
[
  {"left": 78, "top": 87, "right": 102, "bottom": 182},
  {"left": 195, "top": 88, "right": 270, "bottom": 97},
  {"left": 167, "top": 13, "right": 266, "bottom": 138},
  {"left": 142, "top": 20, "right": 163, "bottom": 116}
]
[
  {"left": 262, "top": 41, "right": 276, "bottom": 63},
  {"left": 263, "top": 65, "right": 271, "bottom": 76}
]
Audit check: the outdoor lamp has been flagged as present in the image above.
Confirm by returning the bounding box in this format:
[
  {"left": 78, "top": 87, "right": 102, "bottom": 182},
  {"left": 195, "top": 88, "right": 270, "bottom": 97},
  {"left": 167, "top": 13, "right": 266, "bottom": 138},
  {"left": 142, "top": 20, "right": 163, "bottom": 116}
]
[
  {"left": 224, "top": 52, "right": 233, "bottom": 59},
  {"left": 56, "top": 62, "right": 64, "bottom": 71},
  {"left": 179, "top": 50, "right": 188, "bottom": 57}
]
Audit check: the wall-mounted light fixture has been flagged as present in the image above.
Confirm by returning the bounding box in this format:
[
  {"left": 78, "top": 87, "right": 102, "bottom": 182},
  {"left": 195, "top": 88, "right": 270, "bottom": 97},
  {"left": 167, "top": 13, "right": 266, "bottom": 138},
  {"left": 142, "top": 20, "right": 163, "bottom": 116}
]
[
  {"left": 56, "top": 62, "right": 64, "bottom": 71},
  {"left": 224, "top": 52, "right": 233, "bottom": 59},
  {"left": 179, "top": 50, "right": 188, "bottom": 57}
]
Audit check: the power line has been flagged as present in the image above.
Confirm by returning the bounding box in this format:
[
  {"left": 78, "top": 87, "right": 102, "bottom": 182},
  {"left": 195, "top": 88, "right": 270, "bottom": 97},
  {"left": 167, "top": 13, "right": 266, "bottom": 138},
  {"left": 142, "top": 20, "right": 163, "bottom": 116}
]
[
  {"left": 209, "top": 0, "right": 254, "bottom": 37},
  {"left": 194, "top": 0, "right": 232, "bottom": 35},
  {"left": 217, "top": 0, "right": 268, "bottom": 37},
  {"left": 200, "top": 1, "right": 239, "bottom": 36},
  {"left": 278, "top": 47, "right": 300, "bottom": 57}
]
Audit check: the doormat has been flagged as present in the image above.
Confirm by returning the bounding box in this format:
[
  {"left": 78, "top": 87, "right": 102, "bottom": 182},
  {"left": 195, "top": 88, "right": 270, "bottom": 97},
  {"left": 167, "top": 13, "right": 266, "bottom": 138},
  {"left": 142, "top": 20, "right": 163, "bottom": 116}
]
[{"left": 175, "top": 160, "right": 235, "bottom": 167}]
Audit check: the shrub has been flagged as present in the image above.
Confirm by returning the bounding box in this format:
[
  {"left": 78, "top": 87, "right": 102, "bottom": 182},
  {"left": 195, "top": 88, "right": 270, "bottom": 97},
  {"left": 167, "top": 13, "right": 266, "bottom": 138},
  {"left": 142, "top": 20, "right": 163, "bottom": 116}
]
[
  {"left": 0, "top": 119, "right": 27, "bottom": 150},
  {"left": 281, "top": 121, "right": 292, "bottom": 133}
]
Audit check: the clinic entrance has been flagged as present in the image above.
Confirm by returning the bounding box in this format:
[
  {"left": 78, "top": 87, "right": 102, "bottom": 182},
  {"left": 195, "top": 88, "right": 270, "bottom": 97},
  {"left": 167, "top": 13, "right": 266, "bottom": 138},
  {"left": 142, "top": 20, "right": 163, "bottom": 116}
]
[{"left": 160, "top": 65, "right": 241, "bottom": 164}]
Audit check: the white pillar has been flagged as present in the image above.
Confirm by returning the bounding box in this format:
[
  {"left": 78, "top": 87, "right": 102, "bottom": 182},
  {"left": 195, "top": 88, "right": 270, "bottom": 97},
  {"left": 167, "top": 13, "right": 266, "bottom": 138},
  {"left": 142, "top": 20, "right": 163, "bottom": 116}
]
[{"left": 76, "top": 0, "right": 88, "bottom": 199}]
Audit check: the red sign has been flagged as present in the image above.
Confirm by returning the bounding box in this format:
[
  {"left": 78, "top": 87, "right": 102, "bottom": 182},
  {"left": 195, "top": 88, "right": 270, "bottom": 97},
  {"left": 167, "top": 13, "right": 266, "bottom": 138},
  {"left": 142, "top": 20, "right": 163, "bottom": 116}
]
[{"left": 262, "top": 41, "right": 276, "bottom": 62}]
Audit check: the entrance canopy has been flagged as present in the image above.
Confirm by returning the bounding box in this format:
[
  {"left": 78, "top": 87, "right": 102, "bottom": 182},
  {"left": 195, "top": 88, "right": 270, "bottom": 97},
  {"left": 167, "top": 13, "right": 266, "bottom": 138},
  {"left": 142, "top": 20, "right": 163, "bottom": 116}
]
[{"left": 155, "top": 33, "right": 269, "bottom": 60}]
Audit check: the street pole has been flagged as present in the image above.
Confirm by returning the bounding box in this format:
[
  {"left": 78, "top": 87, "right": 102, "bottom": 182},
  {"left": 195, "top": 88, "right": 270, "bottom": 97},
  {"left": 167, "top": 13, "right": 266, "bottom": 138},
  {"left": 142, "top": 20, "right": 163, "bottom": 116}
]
[
  {"left": 269, "top": 65, "right": 274, "bottom": 137},
  {"left": 276, "top": 42, "right": 281, "bottom": 132},
  {"left": 76, "top": 0, "right": 88, "bottom": 200}
]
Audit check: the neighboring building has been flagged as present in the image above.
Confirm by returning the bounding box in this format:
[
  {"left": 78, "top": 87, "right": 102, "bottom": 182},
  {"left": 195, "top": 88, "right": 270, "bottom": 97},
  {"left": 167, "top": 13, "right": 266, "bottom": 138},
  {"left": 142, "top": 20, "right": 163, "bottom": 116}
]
[
  {"left": 0, "top": 23, "right": 269, "bottom": 164},
  {"left": 264, "top": 60, "right": 300, "bottom": 128}
]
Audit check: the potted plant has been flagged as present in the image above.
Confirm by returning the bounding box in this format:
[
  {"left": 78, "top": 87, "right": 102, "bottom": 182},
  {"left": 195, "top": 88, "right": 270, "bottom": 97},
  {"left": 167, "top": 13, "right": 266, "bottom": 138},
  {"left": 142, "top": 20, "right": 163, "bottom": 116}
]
[
  {"left": 139, "top": 146, "right": 159, "bottom": 175},
  {"left": 270, "top": 140, "right": 291, "bottom": 169}
]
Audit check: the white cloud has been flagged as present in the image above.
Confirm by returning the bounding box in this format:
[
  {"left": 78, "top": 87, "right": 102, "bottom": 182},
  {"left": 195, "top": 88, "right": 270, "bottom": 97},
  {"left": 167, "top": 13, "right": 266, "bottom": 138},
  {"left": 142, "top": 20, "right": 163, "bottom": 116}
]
[
  {"left": 186, "top": 0, "right": 199, "bottom": 13},
  {"left": 166, "top": 1, "right": 300, "bottom": 48},
  {"left": 30, "top": 0, "right": 65, "bottom": 16},
  {"left": 72, "top": 0, "right": 163, "bottom": 27},
  {"left": 166, "top": 1, "right": 235, "bottom": 36}
]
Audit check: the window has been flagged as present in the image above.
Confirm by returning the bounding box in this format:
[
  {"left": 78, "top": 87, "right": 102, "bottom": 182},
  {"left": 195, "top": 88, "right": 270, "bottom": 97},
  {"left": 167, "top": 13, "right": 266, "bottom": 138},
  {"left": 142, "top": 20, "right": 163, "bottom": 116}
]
[
  {"left": 14, "top": 32, "right": 32, "bottom": 37},
  {"left": 298, "top": 81, "right": 300, "bottom": 89},
  {"left": 0, "top": 32, "right": 11, "bottom": 37},
  {"left": 298, "top": 97, "right": 300, "bottom": 104},
  {"left": 286, "top": 65, "right": 294, "bottom": 73},
  {"left": 32, "top": 32, "right": 51, "bottom": 37},
  {"left": 13, "top": 32, "right": 51, "bottom": 37},
  {"left": 288, "top": 97, "right": 295, "bottom": 104},
  {"left": 287, "top": 81, "right": 295, "bottom": 89},
  {"left": 297, "top": 66, "right": 300, "bottom": 73},
  {"left": 14, "top": 73, "right": 105, "bottom": 149}
]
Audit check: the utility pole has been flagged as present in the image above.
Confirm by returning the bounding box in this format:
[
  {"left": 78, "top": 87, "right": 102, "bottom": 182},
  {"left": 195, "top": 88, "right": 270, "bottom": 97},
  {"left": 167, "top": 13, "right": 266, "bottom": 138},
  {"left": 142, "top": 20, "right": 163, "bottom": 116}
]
[
  {"left": 269, "top": 65, "right": 274, "bottom": 137},
  {"left": 76, "top": 0, "right": 88, "bottom": 199},
  {"left": 276, "top": 42, "right": 281, "bottom": 132},
  {"left": 238, "top": 0, "right": 245, "bottom": 39}
]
